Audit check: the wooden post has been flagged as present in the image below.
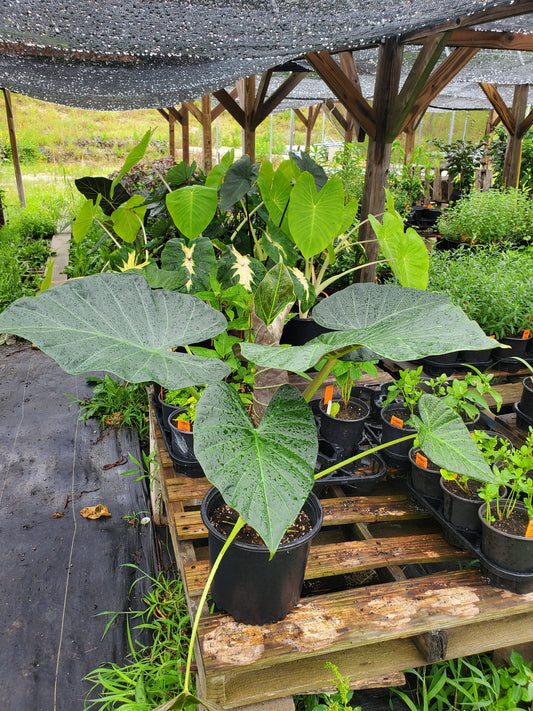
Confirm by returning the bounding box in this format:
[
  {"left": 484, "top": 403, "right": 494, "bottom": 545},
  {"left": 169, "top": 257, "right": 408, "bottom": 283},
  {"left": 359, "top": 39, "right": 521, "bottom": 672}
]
[
  {"left": 357, "top": 40, "right": 403, "bottom": 283},
  {"left": 240, "top": 76, "right": 256, "bottom": 161},
  {"left": 2, "top": 88, "right": 26, "bottom": 209},
  {"left": 168, "top": 108, "right": 175, "bottom": 159},
  {"left": 503, "top": 84, "right": 529, "bottom": 188},
  {"left": 201, "top": 95, "right": 212, "bottom": 172},
  {"left": 181, "top": 104, "right": 190, "bottom": 164}
]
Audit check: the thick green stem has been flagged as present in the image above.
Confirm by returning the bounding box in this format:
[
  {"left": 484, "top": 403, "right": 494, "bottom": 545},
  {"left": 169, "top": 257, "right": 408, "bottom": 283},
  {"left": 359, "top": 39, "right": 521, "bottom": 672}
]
[
  {"left": 315, "top": 433, "right": 417, "bottom": 480},
  {"left": 183, "top": 516, "right": 246, "bottom": 692}
]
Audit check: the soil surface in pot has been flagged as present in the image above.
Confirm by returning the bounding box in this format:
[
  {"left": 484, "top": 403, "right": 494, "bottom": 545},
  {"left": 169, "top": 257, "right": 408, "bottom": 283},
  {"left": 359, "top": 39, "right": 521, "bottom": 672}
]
[
  {"left": 320, "top": 400, "right": 367, "bottom": 420},
  {"left": 490, "top": 507, "right": 531, "bottom": 537},
  {"left": 209, "top": 503, "right": 312, "bottom": 545},
  {"left": 384, "top": 405, "right": 412, "bottom": 424},
  {"left": 442, "top": 477, "right": 481, "bottom": 500}
]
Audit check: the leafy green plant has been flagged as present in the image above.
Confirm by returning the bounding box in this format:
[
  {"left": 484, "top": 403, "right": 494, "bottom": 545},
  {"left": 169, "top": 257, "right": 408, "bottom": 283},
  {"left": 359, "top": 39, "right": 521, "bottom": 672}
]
[
  {"left": 434, "top": 138, "right": 487, "bottom": 195},
  {"left": 437, "top": 188, "right": 533, "bottom": 246},
  {"left": 67, "top": 374, "right": 150, "bottom": 442},
  {"left": 84, "top": 567, "right": 190, "bottom": 711}
]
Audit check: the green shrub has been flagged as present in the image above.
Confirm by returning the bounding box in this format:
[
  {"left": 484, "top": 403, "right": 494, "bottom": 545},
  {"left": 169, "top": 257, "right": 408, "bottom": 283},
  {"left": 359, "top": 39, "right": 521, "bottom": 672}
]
[
  {"left": 437, "top": 188, "right": 533, "bottom": 246},
  {"left": 428, "top": 245, "right": 533, "bottom": 339}
]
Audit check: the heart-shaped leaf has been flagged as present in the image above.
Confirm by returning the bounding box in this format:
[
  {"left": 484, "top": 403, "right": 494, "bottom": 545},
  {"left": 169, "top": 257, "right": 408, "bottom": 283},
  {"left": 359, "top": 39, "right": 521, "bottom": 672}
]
[
  {"left": 194, "top": 382, "right": 318, "bottom": 554},
  {"left": 161, "top": 236, "right": 217, "bottom": 293},
  {"left": 166, "top": 185, "right": 218, "bottom": 239},
  {"left": 242, "top": 284, "right": 498, "bottom": 372},
  {"left": 412, "top": 394, "right": 496, "bottom": 483},
  {"left": 219, "top": 155, "right": 260, "bottom": 211},
  {"left": 287, "top": 172, "right": 344, "bottom": 259},
  {"left": 254, "top": 263, "right": 295, "bottom": 327},
  {"left": 0, "top": 273, "right": 231, "bottom": 388}
]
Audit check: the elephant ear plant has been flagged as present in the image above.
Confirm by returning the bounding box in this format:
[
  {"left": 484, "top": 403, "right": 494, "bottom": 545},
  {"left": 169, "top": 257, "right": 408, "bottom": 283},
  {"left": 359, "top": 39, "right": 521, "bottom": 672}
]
[{"left": 0, "top": 274, "right": 502, "bottom": 711}]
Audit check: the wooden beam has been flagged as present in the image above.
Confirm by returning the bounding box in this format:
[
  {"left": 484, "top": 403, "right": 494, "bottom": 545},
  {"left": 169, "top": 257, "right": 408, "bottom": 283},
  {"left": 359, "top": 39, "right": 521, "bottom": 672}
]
[
  {"left": 338, "top": 52, "right": 366, "bottom": 141},
  {"left": 254, "top": 71, "right": 307, "bottom": 127},
  {"left": 401, "top": 0, "right": 533, "bottom": 43},
  {"left": 445, "top": 27, "right": 533, "bottom": 51},
  {"left": 212, "top": 88, "right": 245, "bottom": 127},
  {"left": 201, "top": 95, "right": 212, "bottom": 172},
  {"left": 2, "top": 88, "right": 25, "bottom": 209},
  {"left": 181, "top": 104, "right": 189, "bottom": 164},
  {"left": 401, "top": 47, "right": 479, "bottom": 132},
  {"left": 519, "top": 107, "right": 533, "bottom": 138},
  {"left": 503, "top": 84, "right": 529, "bottom": 188},
  {"left": 358, "top": 39, "right": 403, "bottom": 284},
  {"left": 183, "top": 100, "right": 202, "bottom": 124},
  {"left": 306, "top": 51, "right": 377, "bottom": 139},
  {"left": 479, "top": 83, "right": 516, "bottom": 134},
  {"left": 388, "top": 33, "right": 448, "bottom": 141}
]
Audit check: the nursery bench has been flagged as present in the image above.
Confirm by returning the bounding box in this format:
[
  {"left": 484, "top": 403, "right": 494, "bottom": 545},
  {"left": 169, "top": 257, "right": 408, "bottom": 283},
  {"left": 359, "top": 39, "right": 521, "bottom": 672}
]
[{"left": 149, "top": 379, "right": 533, "bottom": 710}]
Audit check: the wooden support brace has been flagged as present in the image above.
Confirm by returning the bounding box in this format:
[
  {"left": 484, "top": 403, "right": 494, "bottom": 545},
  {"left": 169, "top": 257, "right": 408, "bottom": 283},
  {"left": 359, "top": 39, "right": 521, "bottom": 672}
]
[
  {"left": 306, "top": 51, "right": 376, "bottom": 139},
  {"left": 479, "top": 83, "right": 516, "bottom": 135}
]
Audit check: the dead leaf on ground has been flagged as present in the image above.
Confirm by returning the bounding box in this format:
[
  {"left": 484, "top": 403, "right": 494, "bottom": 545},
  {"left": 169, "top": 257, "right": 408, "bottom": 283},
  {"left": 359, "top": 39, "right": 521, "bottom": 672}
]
[{"left": 80, "top": 504, "right": 112, "bottom": 519}]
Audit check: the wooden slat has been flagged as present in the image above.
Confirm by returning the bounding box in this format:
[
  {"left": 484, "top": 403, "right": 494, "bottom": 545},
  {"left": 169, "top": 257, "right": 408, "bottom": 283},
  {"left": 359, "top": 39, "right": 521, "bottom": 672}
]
[
  {"left": 199, "top": 569, "right": 533, "bottom": 676},
  {"left": 183, "top": 533, "right": 471, "bottom": 595}
]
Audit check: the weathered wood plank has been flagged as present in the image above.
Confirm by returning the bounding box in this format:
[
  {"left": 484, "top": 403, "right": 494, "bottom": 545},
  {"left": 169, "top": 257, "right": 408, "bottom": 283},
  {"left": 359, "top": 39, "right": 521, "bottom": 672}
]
[
  {"left": 182, "top": 533, "right": 470, "bottom": 595},
  {"left": 199, "top": 569, "right": 533, "bottom": 677}
]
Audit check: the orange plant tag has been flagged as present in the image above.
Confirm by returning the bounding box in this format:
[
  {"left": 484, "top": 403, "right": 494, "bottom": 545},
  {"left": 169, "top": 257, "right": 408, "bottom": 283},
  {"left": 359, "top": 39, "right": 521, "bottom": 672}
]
[
  {"left": 523, "top": 329, "right": 531, "bottom": 339},
  {"left": 390, "top": 415, "right": 404, "bottom": 428},
  {"left": 415, "top": 452, "right": 428, "bottom": 468},
  {"left": 177, "top": 419, "right": 191, "bottom": 432},
  {"left": 324, "top": 385, "right": 334, "bottom": 405},
  {"left": 525, "top": 520, "right": 533, "bottom": 538}
]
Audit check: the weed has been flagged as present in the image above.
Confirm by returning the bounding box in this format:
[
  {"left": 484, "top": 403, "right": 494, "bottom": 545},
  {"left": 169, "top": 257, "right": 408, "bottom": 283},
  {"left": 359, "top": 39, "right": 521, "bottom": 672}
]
[
  {"left": 84, "top": 567, "right": 191, "bottom": 711},
  {"left": 67, "top": 374, "right": 149, "bottom": 442}
]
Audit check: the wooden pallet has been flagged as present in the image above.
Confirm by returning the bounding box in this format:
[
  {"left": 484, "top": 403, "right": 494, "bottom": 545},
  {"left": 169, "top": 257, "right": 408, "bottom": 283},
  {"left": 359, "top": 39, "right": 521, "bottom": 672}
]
[{"left": 151, "top": 380, "right": 533, "bottom": 710}]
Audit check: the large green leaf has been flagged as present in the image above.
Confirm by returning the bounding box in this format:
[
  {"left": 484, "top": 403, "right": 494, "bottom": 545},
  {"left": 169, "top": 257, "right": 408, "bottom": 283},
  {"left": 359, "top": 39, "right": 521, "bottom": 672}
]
[
  {"left": 219, "top": 155, "right": 260, "bottom": 211},
  {"left": 0, "top": 273, "right": 231, "bottom": 387},
  {"left": 161, "top": 236, "right": 217, "bottom": 293},
  {"left": 368, "top": 191, "right": 428, "bottom": 289},
  {"left": 412, "top": 395, "right": 496, "bottom": 483},
  {"left": 241, "top": 284, "right": 498, "bottom": 372},
  {"left": 287, "top": 172, "right": 344, "bottom": 259},
  {"left": 217, "top": 245, "right": 266, "bottom": 292},
  {"left": 194, "top": 382, "right": 318, "bottom": 554},
  {"left": 166, "top": 185, "right": 218, "bottom": 239},
  {"left": 75, "top": 176, "right": 131, "bottom": 216},
  {"left": 254, "top": 263, "right": 295, "bottom": 327},
  {"left": 111, "top": 194, "right": 146, "bottom": 243}
]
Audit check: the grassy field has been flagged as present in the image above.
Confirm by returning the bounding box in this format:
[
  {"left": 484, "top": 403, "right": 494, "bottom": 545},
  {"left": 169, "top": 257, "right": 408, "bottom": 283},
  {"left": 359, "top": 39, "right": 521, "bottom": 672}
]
[{"left": 0, "top": 93, "right": 490, "bottom": 212}]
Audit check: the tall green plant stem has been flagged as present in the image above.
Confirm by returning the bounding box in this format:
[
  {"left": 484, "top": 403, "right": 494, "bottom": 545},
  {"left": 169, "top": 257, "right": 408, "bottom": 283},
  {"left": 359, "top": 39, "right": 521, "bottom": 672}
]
[
  {"left": 183, "top": 516, "right": 246, "bottom": 693},
  {"left": 301, "top": 348, "right": 357, "bottom": 402},
  {"left": 315, "top": 433, "right": 417, "bottom": 480}
]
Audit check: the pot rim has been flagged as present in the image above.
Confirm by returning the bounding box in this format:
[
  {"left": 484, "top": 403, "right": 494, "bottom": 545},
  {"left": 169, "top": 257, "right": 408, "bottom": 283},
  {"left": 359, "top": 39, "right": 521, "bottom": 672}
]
[
  {"left": 478, "top": 499, "right": 532, "bottom": 542},
  {"left": 201, "top": 487, "right": 323, "bottom": 554}
]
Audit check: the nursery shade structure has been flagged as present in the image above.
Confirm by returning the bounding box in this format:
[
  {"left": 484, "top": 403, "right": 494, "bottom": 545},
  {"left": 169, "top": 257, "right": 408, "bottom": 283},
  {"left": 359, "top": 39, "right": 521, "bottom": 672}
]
[{"left": 0, "top": 1, "right": 531, "bottom": 111}]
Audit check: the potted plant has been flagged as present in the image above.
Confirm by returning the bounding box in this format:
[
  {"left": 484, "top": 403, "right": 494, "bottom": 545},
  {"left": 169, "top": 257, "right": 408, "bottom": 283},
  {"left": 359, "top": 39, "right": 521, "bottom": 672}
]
[
  {"left": 478, "top": 430, "right": 533, "bottom": 573},
  {"left": 0, "top": 268, "right": 502, "bottom": 711},
  {"left": 440, "top": 430, "right": 513, "bottom": 533}
]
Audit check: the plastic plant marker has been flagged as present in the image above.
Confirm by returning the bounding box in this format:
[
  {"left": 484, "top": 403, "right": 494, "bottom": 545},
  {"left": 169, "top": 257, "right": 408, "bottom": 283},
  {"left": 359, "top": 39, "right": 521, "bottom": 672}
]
[
  {"left": 415, "top": 452, "right": 428, "bottom": 468},
  {"left": 391, "top": 415, "right": 404, "bottom": 428},
  {"left": 177, "top": 419, "right": 191, "bottom": 432}
]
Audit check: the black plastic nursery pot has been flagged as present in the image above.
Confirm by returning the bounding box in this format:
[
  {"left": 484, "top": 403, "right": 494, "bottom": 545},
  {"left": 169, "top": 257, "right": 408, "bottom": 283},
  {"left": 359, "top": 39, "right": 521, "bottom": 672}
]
[
  {"left": 479, "top": 500, "right": 533, "bottom": 573},
  {"left": 520, "top": 377, "right": 533, "bottom": 419},
  {"left": 408, "top": 447, "right": 443, "bottom": 502},
  {"left": 440, "top": 477, "right": 484, "bottom": 533},
  {"left": 168, "top": 409, "right": 196, "bottom": 462},
  {"left": 318, "top": 396, "right": 370, "bottom": 457},
  {"left": 380, "top": 403, "right": 417, "bottom": 463},
  {"left": 201, "top": 487, "right": 323, "bottom": 625}
]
